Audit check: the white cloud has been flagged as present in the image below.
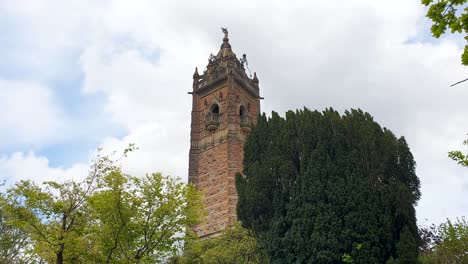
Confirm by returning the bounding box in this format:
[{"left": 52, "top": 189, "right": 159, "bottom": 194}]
[
  {"left": 0, "top": 0, "right": 100, "bottom": 80},
  {"left": 80, "top": 43, "right": 195, "bottom": 129},
  {"left": 99, "top": 122, "right": 190, "bottom": 180},
  {"left": 0, "top": 151, "right": 88, "bottom": 185},
  {"left": 1, "top": 0, "right": 468, "bottom": 225},
  {"left": 0, "top": 80, "right": 66, "bottom": 147}
]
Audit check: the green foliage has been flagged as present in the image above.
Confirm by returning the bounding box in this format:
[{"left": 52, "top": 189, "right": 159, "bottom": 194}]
[
  {"left": 435, "top": 218, "right": 468, "bottom": 263},
  {"left": 176, "top": 223, "right": 268, "bottom": 264},
  {"left": 385, "top": 256, "right": 399, "bottom": 264},
  {"left": 396, "top": 226, "right": 419, "bottom": 264},
  {"left": 419, "top": 218, "right": 468, "bottom": 263},
  {"left": 448, "top": 136, "right": 468, "bottom": 167},
  {"left": 2, "top": 154, "right": 113, "bottom": 264},
  {"left": 421, "top": 0, "right": 468, "bottom": 65},
  {"left": 2, "top": 146, "right": 204, "bottom": 264},
  {"left": 237, "top": 108, "right": 421, "bottom": 263},
  {"left": 0, "top": 187, "right": 31, "bottom": 264},
  {"left": 342, "top": 253, "right": 353, "bottom": 263},
  {"left": 86, "top": 171, "right": 204, "bottom": 263}
]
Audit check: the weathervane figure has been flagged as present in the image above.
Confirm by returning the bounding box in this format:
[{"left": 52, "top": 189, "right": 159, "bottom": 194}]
[{"left": 221, "top": 27, "right": 228, "bottom": 38}]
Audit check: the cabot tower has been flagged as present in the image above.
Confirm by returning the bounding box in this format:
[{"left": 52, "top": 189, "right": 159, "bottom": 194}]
[{"left": 188, "top": 29, "right": 261, "bottom": 238}]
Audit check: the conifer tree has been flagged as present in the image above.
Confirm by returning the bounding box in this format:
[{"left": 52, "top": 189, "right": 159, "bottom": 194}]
[{"left": 237, "top": 108, "right": 421, "bottom": 263}]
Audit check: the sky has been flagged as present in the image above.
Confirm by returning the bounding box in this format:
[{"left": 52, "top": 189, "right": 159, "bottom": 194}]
[{"left": 0, "top": 0, "right": 467, "bottom": 225}]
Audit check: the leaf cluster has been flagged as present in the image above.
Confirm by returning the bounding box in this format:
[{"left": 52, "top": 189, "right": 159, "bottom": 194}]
[
  {"left": 175, "top": 223, "right": 268, "bottom": 264},
  {"left": 422, "top": 0, "right": 468, "bottom": 65},
  {"left": 448, "top": 136, "right": 468, "bottom": 167}
]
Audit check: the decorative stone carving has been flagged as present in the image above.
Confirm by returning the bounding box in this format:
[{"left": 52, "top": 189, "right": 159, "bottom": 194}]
[{"left": 205, "top": 112, "right": 220, "bottom": 131}]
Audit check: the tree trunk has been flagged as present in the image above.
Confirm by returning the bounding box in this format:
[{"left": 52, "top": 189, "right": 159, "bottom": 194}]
[
  {"left": 57, "top": 213, "right": 67, "bottom": 264},
  {"left": 56, "top": 245, "right": 64, "bottom": 264}
]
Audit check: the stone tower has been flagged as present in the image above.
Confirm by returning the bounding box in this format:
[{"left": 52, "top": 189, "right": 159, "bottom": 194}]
[{"left": 188, "top": 29, "right": 261, "bottom": 238}]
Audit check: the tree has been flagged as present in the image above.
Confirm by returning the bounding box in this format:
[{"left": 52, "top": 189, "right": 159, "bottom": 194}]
[
  {"left": 175, "top": 223, "right": 268, "bottom": 264},
  {"left": 2, "top": 149, "right": 122, "bottom": 264},
  {"left": 0, "top": 188, "right": 31, "bottom": 264},
  {"left": 422, "top": 0, "right": 468, "bottom": 66},
  {"left": 237, "top": 108, "right": 421, "bottom": 263},
  {"left": 2, "top": 145, "right": 204, "bottom": 263},
  {"left": 435, "top": 218, "right": 468, "bottom": 263},
  {"left": 419, "top": 224, "right": 442, "bottom": 255},
  {"left": 419, "top": 218, "right": 468, "bottom": 264},
  {"left": 86, "top": 171, "right": 204, "bottom": 263}
]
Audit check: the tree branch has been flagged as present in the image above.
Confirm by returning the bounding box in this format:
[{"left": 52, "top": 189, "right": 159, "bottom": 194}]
[{"left": 450, "top": 77, "right": 468, "bottom": 87}]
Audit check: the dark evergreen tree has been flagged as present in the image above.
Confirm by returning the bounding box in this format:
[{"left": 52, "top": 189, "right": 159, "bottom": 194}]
[{"left": 236, "top": 108, "right": 421, "bottom": 264}]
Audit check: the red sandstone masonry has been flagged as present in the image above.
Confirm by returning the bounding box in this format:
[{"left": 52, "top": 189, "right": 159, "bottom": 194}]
[{"left": 188, "top": 33, "right": 260, "bottom": 238}]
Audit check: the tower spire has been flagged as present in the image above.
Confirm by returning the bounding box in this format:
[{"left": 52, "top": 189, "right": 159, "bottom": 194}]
[{"left": 218, "top": 27, "right": 233, "bottom": 57}]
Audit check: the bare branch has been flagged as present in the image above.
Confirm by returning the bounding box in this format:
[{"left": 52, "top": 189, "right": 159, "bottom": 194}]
[{"left": 450, "top": 77, "right": 468, "bottom": 87}]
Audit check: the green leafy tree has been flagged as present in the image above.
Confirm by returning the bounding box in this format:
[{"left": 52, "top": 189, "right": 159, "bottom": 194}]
[
  {"left": 422, "top": 0, "right": 468, "bottom": 65},
  {"left": 435, "top": 218, "right": 468, "bottom": 263},
  {"left": 237, "top": 108, "right": 421, "bottom": 263},
  {"left": 86, "top": 170, "right": 204, "bottom": 263},
  {"left": 0, "top": 188, "right": 31, "bottom": 264},
  {"left": 176, "top": 223, "right": 268, "bottom": 264},
  {"left": 2, "top": 144, "right": 204, "bottom": 264},
  {"left": 2, "top": 150, "right": 122, "bottom": 264}
]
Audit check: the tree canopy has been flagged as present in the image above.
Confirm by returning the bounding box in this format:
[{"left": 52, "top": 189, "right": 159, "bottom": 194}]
[
  {"left": 419, "top": 218, "right": 468, "bottom": 264},
  {"left": 175, "top": 223, "right": 268, "bottom": 264},
  {"left": 236, "top": 108, "right": 421, "bottom": 263},
  {"left": 0, "top": 186, "right": 30, "bottom": 264},
  {"left": 1, "top": 147, "right": 204, "bottom": 264},
  {"left": 422, "top": 0, "right": 468, "bottom": 65}
]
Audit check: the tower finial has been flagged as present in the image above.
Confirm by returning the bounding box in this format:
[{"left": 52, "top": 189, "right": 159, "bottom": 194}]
[
  {"left": 219, "top": 27, "right": 231, "bottom": 51},
  {"left": 221, "top": 27, "right": 228, "bottom": 38}
]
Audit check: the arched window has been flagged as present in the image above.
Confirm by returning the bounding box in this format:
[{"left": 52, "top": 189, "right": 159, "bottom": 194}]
[
  {"left": 210, "top": 104, "right": 220, "bottom": 115},
  {"left": 205, "top": 103, "right": 220, "bottom": 131},
  {"left": 239, "top": 105, "right": 250, "bottom": 133},
  {"left": 239, "top": 105, "right": 246, "bottom": 117}
]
